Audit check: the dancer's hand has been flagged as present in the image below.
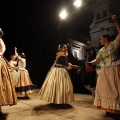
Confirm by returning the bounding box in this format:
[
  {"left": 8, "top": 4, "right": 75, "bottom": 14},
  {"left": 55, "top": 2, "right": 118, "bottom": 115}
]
[
  {"left": 112, "top": 15, "right": 117, "bottom": 22},
  {"left": 86, "top": 61, "right": 92, "bottom": 66},
  {"left": 15, "top": 47, "right": 17, "bottom": 50},
  {"left": 77, "top": 69, "right": 81, "bottom": 74},
  {"left": 72, "top": 65, "right": 79, "bottom": 69}
]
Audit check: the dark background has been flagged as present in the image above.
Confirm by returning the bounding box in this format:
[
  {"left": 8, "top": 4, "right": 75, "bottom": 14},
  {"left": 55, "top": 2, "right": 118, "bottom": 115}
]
[{"left": 0, "top": 0, "right": 120, "bottom": 92}]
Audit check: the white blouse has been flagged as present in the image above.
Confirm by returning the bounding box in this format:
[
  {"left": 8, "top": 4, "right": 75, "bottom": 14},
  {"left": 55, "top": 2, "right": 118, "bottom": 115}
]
[
  {"left": 9, "top": 60, "right": 17, "bottom": 67},
  {"left": 18, "top": 57, "right": 26, "bottom": 69},
  {"left": 0, "top": 38, "right": 6, "bottom": 55}
]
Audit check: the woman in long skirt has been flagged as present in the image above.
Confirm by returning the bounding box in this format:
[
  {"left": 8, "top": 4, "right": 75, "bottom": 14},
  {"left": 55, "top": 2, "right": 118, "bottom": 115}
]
[
  {"left": 88, "top": 15, "right": 120, "bottom": 114},
  {"left": 0, "top": 28, "right": 17, "bottom": 117},
  {"left": 38, "top": 44, "right": 78, "bottom": 104},
  {"left": 14, "top": 47, "right": 35, "bottom": 98}
]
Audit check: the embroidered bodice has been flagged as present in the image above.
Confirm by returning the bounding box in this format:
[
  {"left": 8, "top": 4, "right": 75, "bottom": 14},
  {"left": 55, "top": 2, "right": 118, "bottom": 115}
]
[{"left": 97, "top": 39, "right": 120, "bottom": 67}]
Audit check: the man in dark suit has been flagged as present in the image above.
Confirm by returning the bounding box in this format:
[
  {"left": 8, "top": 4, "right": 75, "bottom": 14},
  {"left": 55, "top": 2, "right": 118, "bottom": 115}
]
[{"left": 77, "top": 41, "right": 96, "bottom": 100}]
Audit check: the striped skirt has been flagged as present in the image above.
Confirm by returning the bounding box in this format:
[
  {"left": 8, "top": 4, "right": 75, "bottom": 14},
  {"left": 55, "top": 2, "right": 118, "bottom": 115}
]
[
  {"left": 0, "top": 58, "right": 17, "bottom": 106},
  {"left": 15, "top": 69, "right": 35, "bottom": 96}
]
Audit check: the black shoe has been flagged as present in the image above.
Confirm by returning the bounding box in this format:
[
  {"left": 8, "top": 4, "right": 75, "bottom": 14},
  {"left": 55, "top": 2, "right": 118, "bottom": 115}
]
[
  {"left": 24, "top": 95, "right": 30, "bottom": 99},
  {"left": 0, "top": 112, "right": 7, "bottom": 118},
  {"left": 0, "top": 112, "right": 3, "bottom": 117},
  {"left": 106, "top": 112, "right": 111, "bottom": 116}
]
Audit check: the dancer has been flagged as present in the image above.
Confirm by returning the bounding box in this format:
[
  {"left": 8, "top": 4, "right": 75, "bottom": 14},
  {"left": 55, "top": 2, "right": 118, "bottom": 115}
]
[
  {"left": 0, "top": 28, "right": 17, "bottom": 117},
  {"left": 88, "top": 15, "right": 120, "bottom": 114},
  {"left": 14, "top": 47, "right": 35, "bottom": 98},
  {"left": 77, "top": 41, "right": 96, "bottom": 99},
  {"left": 38, "top": 44, "right": 78, "bottom": 104},
  {"left": 9, "top": 54, "right": 18, "bottom": 84}
]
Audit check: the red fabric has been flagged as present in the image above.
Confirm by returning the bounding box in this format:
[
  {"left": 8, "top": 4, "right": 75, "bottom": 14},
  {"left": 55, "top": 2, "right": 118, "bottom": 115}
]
[{"left": 85, "top": 64, "right": 95, "bottom": 72}]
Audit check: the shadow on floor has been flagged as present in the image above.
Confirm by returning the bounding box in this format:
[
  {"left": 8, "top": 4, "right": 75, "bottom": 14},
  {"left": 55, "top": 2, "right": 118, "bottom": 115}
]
[
  {"left": 0, "top": 113, "right": 8, "bottom": 120},
  {"left": 34, "top": 104, "right": 73, "bottom": 111},
  {"left": 49, "top": 104, "right": 73, "bottom": 109},
  {"left": 17, "top": 96, "right": 30, "bottom": 100},
  {"left": 104, "top": 113, "right": 120, "bottom": 120}
]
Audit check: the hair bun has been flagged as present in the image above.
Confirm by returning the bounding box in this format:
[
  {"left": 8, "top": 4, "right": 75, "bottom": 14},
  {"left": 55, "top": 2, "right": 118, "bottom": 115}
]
[{"left": 0, "top": 28, "right": 4, "bottom": 37}]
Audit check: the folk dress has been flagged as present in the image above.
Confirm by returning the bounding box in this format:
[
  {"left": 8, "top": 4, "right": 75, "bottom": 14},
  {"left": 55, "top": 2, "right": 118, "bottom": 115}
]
[
  {"left": 0, "top": 38, "right": 17, "bottom": 106},
  {"left": 94, "top": 39, "right": 120, "bottom": 114},
  {"left": 38, "top": 52, "right": 74, "bottom": 104},
  {"left": 15, "top": 57, "right": 34, "bottom": 96},
  {"left": 9, "top": 60, "right": 18, "bottom": 84}
]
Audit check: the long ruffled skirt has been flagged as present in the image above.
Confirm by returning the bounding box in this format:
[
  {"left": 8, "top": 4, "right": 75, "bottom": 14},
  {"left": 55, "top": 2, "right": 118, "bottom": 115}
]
[
  {"left": 0, "top": 58, "right": 17, "bottom": 106},
  {"left": 15, "top": 69, "right": 35, "bottom": 96},
  {"left": 94, "top": 66, "right": 120, "bottom": 114},
  {"left": 38, "top": 67, "right": 74, "bottom": 104}
]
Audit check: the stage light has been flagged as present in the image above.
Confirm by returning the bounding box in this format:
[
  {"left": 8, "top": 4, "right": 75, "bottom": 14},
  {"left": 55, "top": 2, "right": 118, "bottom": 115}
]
[
  {"left": 59, "top": 9, "right": 68, "bottom": 20},
  {"left": 74, "top": 0, "right": 82, "bottom": 8}
]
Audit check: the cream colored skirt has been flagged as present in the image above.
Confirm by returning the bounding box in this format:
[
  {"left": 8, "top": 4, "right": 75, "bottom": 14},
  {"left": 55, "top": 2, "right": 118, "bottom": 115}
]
[
  {"left": 94, "top": 66, "right": 120, "bottom": 114},
  {"left": 38, "top": 67, "right": 74, "bottom": 104},
  {"left": 0, "top": 58, "right": 17, "bottom": 106},
  {"left": 15, "top": 69, "right": 35, "bottom": 96}
]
